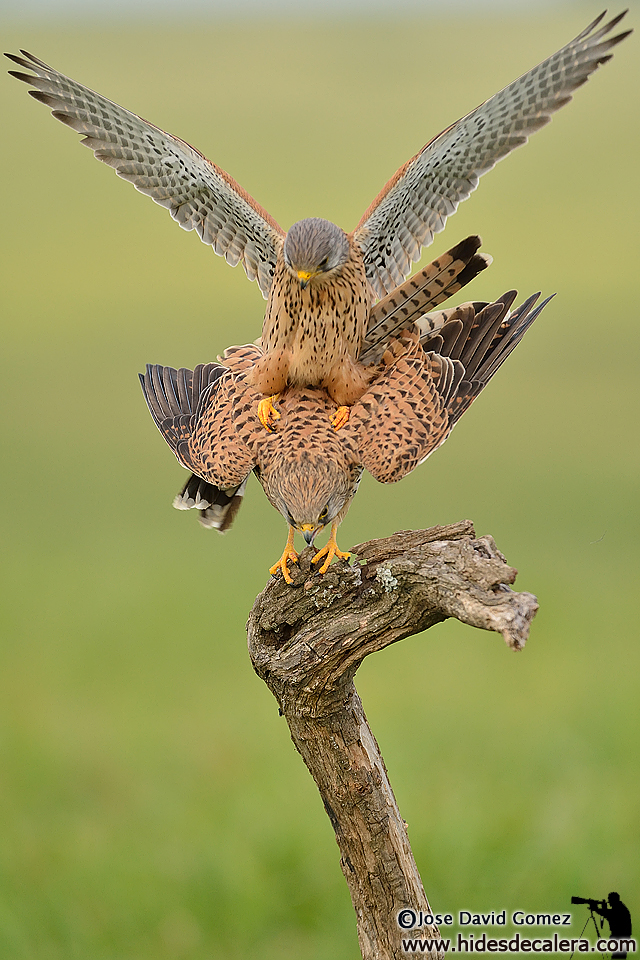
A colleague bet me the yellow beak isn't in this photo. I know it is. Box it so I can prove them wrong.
[300,522,317,545]
[297,269,317,289]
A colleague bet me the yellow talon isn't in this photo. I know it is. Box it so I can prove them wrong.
[258,394,281,432]
[269,526,299,583]
[331,405,350,431]
[312,521,351,574]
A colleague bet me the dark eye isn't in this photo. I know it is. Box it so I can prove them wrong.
[319,257,329,271]
[319,506,329,523]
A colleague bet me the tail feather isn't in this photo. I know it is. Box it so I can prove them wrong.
[174,474,248,533]
[360,235,491,363]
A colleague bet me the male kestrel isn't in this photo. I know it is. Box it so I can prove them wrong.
[6,10,630,428]
[140,237,552,581]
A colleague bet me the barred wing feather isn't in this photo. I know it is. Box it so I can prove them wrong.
[6,50,285,298]
[354,11,630,299]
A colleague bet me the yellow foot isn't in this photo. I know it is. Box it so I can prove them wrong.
[258,394,281,432]
[332,405,350,431]
[312,524,351,575]
[269,527,298,584]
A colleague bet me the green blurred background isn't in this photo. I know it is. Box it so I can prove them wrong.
[1,6,638,958]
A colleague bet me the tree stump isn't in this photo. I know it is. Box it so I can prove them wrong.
[246,520,538,960]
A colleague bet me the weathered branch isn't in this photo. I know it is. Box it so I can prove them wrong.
[246,521,537,959]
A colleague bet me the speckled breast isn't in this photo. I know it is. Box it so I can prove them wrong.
[262,254,370,386]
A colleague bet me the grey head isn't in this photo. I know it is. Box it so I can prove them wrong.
[283,218,350,286]
[262,453,361,544]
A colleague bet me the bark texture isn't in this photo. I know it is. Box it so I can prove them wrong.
[246,521,538,959]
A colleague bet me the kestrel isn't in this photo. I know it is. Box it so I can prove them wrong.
[6,10,630,427]
[140,238,552,581]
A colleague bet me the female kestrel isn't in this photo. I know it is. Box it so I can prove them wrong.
[6,10,630,423]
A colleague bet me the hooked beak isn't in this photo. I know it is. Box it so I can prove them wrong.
[297,269,313,289]
[300,523,317,545]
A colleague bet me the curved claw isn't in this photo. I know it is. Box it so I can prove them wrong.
[312,521,351,574]
[331,405,350,431]
[258,394,281,432]
[269,526,299,584]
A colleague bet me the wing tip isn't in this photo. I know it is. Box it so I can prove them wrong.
[5,49,44,72]
[7,69,32,84]
[5,51,27,67]
[608,27,634,47]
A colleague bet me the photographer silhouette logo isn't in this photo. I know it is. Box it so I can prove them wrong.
[571,893,632,959]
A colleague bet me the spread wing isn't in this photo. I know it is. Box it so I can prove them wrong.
[353,11,631,298]
[347,290,553,482]
[140,362,256,532]
[347,339,463,483]
[139,362,255,488]
[426,292,554,427]
[7,50,285,298]
[139,361,226,466]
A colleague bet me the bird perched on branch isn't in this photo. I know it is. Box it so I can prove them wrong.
[6,10,630,433]
[6,13,630,579]
[140,238,553,582]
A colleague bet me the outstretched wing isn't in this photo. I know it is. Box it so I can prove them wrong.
[140,361,256,531]
[139,362,255,484]
[427,292,554,427]
[7,50,285,298]
[139,361,226,465]
[353,11,631,298]
[347,339,463,483]
[347,291,553,482]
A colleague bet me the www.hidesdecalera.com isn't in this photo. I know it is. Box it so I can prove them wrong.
[396,910,637,955]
